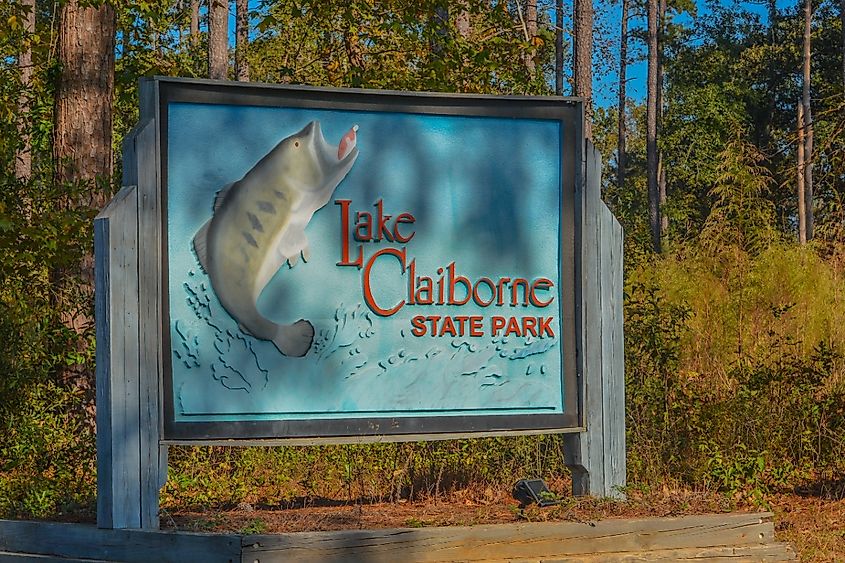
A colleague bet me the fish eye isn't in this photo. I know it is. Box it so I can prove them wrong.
[294,141,299,147]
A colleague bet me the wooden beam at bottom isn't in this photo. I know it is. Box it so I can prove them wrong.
[510,543,796,562]
[243,513,781,563]
[0,520,240,563]
[0,551,111,562]
[0,513,795,563]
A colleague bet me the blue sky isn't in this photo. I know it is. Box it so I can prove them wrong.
[589,0,798,106]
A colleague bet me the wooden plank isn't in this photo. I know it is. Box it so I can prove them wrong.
[0,521,239,563]
[511,543,796,562]
[585,143,605,497]
[0,514,790,563]
[163,426,585,447]
[608,215,626,496]
[94,210,112,529]
[599,203,615,498]
[242,513,777,563]
[565,141,604,497]
[135,116,164,530]
[120,126,139,188]
[0,544,799,563]
[596,203,626,499]
[94,186,141,529]
[0,551,110,562]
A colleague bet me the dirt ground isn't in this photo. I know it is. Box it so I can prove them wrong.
[160,483,845,561]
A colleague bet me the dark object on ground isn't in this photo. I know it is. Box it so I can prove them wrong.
[513,479,561,508]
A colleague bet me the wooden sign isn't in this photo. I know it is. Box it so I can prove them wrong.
[94,77,624,528]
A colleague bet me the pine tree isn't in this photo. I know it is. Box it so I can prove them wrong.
[617,0,629,191]
[647,0,660,251]
[236,0,249,81]
[574,0,593,138]
[208,0,228,79]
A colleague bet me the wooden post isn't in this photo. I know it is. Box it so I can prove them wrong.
[95,185,141,528]
[564,141,626,499]
[94,87,166,528]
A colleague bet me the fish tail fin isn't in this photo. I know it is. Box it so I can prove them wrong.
[273,319,314,357]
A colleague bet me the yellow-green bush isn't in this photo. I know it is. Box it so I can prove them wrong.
[626,241,845,498]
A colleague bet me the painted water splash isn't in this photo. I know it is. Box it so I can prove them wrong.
[174,274,558,410]
[346,325,557,390]
[177,271,268,392]
[312,303,374,376]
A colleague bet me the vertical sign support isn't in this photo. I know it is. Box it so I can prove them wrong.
[564,141,627,499]
[95,111,166,530]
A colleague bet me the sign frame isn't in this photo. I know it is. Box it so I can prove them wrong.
[146,77,583,442]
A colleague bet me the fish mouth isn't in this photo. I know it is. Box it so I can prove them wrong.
[312,121,359,176]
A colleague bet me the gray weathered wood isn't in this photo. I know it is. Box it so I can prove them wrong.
[565,141,625,498]
[0,513,795,563]
[121,126,140,188]
[0,521,240,563]
[608,211,626,494]
[95,185,141,529]
[599,203,615,494]
[511,543,796,562]
[597,203,626,497]
[0,552,111,562]
[134,99,166,529]
[94,95,166,529]
[162,426,584,447]
[565,141,600,496]
[241,513,777,563]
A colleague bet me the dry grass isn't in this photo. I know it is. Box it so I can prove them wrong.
[161,483,843,560]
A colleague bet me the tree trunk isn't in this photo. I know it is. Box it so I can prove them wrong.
[54,0,115,189]
[208,0,228,80]
[555,0,564,95]
[617,0,628,191]
[762,0,778,147]
[573,0,593,138]
[190,0,199,43]
[15,0,36,182]
[657,0,667,236]
[524,0,537,74]
[235,0,249,81]
[431,5,449,56]
[841,0,844,94]
[455,3,470,38]
[798,102,807,244]
[803,0,813,239]
[53,0,116,418]
[647,0,660,252]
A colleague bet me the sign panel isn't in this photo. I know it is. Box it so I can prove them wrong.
[156,79,580,440]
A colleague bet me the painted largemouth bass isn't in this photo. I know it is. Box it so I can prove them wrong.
[193,120,359,357]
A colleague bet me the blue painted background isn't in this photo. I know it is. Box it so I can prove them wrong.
[167,102,565,421]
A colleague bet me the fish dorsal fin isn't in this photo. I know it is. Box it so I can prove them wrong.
[192,220,211,273]
[214,182,235,212]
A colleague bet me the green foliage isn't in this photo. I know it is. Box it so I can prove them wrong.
[248,0,558,94]
[699,138,778,254]
[625,238,845,497]
[0,173,102,519]
[0,380,96,519]
[161,436,571,510]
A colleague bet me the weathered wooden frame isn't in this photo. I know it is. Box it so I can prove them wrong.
[155,77,582,440]
[93,77,626,529]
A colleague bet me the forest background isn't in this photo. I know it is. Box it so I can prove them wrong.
[0,0,844,537]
